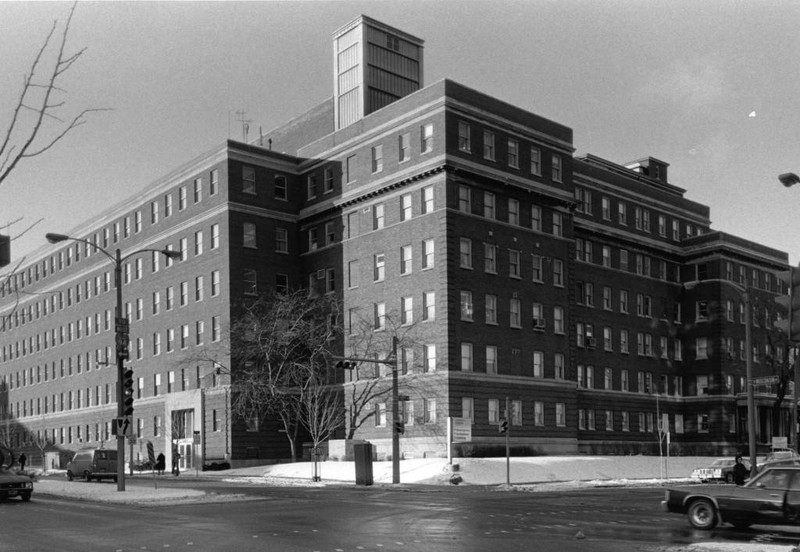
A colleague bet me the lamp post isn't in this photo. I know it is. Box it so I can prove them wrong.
[46,233,180,491]
[776,173,800,453]
[685,278,756,476]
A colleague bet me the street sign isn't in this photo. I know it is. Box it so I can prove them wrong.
[451,417,472,443]
[128,435,137,445]
[114,416,133,437]
[115,317,129,333]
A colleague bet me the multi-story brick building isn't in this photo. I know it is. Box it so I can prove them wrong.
[0,15,793,468]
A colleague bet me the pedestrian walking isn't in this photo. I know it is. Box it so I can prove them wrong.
[156,452,165,476]
[18,453,27,471]
[172,448,181,476]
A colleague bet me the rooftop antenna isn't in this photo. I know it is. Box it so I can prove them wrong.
[235,110,252,142]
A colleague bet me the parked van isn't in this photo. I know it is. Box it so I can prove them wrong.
[66,448,118,482]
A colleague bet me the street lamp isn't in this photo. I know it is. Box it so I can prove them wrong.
[684,278,756,476]
[46,232,181,491]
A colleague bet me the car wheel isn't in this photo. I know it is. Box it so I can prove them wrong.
[84,471,92,482]
[67,471,74,482]
[21,492,31,502]
[688,498,718,530]
[725,472,734,484]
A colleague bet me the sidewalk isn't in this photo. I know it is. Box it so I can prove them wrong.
[31,454,704,503]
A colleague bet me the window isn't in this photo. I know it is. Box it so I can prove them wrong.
[458,121,471,152]
[373,204,385,230]
[483,130,495,160]
[508,249,521,278]
[424,399,436,423]
[460,291,473,321]
[553,306,564,334]
[399,133,410,162]
[458,185,471,213]
[530,205,542,232]
[400,245,412,275]
[459,238,472,268]
[150,201,159,224]
[325,222,335,246]
[552,213,563,237]
[243,269,257,295]
[374,302,386,330]
[421,186,434,214]
[193,178,202,203]
[401,194,412,221]
[552,259,564,287]
[243,222,257,248]
[346,155,357,183]
[462,397,474,421]
[696,337,709,360]
[488,399,500,424]
[274,175,287,200]
[551,154,562,182]
[242,166,256,194]
[421,124,433,153]
[530,146,541,175]
[556,403,566,427]
[275,228,288,253]
[423,291,435,321]
[307,174,317,199]
[508,198,519,225]
[508,139,519,168]
[510,298,521,328]
[401,296,413,325]
[485,294,497,324]
[371,145,383,173]
[164,194,173,217]
[483,192,495,219]
[424,344,436,372]
[531,255,543,282]
[324,167,334,192]
[422,239,434,269]
[533,350,544,377]
[484,244,497,273]
[373,253,385,282]
[347,260,359,288]
[210,224,220,249]
[618,201,627,225]
[486,345,497,374]
[211,270,220,297]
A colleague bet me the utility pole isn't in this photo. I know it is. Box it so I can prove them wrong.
[505,397,510,486]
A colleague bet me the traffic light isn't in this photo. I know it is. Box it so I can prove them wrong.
[498,418,508,434]
[335,360,357,370]
[394,420,405,435]
[774,266,800,341]
[122,368,135,416]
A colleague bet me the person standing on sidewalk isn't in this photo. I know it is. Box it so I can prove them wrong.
[732,454,748,485]
[18,453,27,471]
[172,447,181,476]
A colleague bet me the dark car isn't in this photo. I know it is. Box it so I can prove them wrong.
[0,467,33,502]
[662,466,800,530]
[691,458,751,483]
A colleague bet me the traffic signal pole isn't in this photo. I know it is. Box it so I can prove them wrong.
[114,249,126,492]
[505,396,510,486]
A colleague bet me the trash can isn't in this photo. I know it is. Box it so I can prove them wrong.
[353,442,374,486]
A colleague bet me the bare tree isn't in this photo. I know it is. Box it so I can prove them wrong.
[298,375,344,453]
[226,290,342,461]
[341,310,426,440]
[0,2,107,187]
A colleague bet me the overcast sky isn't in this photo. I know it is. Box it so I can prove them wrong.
[2,0,800,265]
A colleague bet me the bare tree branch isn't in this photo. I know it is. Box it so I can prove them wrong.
[0,2,110,186]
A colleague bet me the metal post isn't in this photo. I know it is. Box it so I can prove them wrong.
[745,288,757,477]
[391,336,399,484]
[115,249,126,491]
[505,396,510,486]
